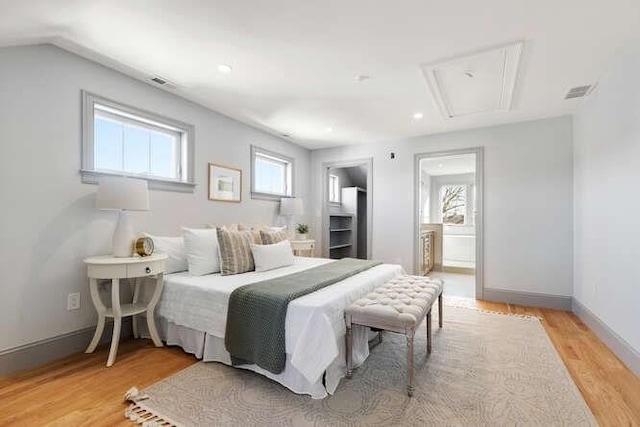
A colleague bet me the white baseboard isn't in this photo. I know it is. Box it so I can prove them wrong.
[572,299,640,377]
[483,288,573,311]
[0,318,132,376]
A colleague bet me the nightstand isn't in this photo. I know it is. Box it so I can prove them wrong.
[290,239,316,257]
[84,254,168,367]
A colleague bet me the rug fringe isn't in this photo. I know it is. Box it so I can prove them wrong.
[442,300,542,321]
[125,403,176,427]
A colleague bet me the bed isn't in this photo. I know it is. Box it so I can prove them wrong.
[152,256,403,398]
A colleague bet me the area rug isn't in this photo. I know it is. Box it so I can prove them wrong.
[125,306,596,426]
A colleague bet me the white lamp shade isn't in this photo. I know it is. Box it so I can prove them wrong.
[280,197,304,216]
[96,176,149,211]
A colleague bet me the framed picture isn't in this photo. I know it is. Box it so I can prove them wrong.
[208,163,242,202]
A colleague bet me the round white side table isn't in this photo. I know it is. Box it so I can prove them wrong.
[84,254,167,367]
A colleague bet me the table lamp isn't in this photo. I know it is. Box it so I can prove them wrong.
[96,176,149,257]
[280,197,304,237]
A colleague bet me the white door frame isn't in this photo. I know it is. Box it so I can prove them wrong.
[321,158,374,259]
[413,147,484,299]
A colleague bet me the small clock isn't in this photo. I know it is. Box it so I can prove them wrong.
[134,237,154,257]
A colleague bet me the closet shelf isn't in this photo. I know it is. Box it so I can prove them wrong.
[329,243,352,250]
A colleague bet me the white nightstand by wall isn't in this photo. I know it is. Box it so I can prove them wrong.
[290,239,316,257]
[84,254,168,367]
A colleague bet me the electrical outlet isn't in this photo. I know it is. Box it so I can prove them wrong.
[67,292,81,311]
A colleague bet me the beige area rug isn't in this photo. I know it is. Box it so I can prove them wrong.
[126,306,596,426]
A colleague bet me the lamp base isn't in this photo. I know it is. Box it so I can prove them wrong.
[286,215,295,239]
[112,210,134,257]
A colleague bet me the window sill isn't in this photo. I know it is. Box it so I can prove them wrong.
[81,170,196,193]
[250,191,290,201]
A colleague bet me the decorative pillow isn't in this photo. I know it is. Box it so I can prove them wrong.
[141,233,188,274]
[236,224,263,244]
[260,229,290,245]
[182,228,221,276]
[216,228,255,275]
[251,240,294,272]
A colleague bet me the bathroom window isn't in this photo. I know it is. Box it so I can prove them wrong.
[439,184,467,225]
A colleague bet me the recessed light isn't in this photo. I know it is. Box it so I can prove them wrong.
[217,64,233,74]
[438,163,444,168]
[413,112,424,120]
[326,127,333,132]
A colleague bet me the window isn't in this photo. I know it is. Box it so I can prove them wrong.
[82,91,195,192]
[329,174,340,203]
[251,146,294,199]
[440,184,467,224]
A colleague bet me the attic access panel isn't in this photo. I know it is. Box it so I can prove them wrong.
[422,42,523,119]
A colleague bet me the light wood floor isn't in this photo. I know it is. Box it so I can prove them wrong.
[1,301,639,426]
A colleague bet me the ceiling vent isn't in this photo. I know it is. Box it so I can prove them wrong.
[421,41,523,119]
[149,76,177,89]
[564,85,593,99]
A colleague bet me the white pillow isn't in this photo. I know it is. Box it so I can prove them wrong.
[142,233,188,274]
[250,240,294,272]
[182,227,221,276]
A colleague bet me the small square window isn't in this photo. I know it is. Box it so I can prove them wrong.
[81,91,195,192]
[251,146,294,199]
[329,174,340,203]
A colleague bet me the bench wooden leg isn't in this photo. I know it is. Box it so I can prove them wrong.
[406,331,415,397]
[438,293,443,328]
[426,310,432,355]
[346,324,353,378]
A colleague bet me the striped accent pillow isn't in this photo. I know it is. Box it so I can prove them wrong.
[216,228,256,275]
[260,229,289,245]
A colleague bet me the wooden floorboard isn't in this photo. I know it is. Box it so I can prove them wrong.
[0,300,638,426]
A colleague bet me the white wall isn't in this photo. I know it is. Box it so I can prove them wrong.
[0,45,310,352]
[573,43,640,355]
[310,117,574,297]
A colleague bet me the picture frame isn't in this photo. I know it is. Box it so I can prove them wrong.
[208,163,242,202]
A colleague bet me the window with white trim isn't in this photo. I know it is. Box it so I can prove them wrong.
[82,92,195,192]
[439,183,475,225]
[329,174,340,203]
[251,146,294,199]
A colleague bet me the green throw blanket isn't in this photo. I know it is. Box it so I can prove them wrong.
[225,258,383,374]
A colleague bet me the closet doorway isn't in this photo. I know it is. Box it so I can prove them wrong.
[322,159,373,259]
[414,148,484,299]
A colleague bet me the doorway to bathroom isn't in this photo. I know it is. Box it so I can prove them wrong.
[414,148,484,299]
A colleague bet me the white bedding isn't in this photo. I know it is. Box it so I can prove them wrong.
[156,257,404,396]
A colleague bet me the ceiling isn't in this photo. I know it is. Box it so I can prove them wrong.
[343,166,368,189]
[421,154,475,176]
[2,1,639,149]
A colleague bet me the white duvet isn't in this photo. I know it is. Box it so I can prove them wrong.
[157,257,403,386]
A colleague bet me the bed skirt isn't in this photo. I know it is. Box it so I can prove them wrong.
[153,318,373,399]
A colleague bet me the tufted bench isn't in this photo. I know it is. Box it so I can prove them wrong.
[345,275,443,396]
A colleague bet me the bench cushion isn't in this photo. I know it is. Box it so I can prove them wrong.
[346,275,443,331]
